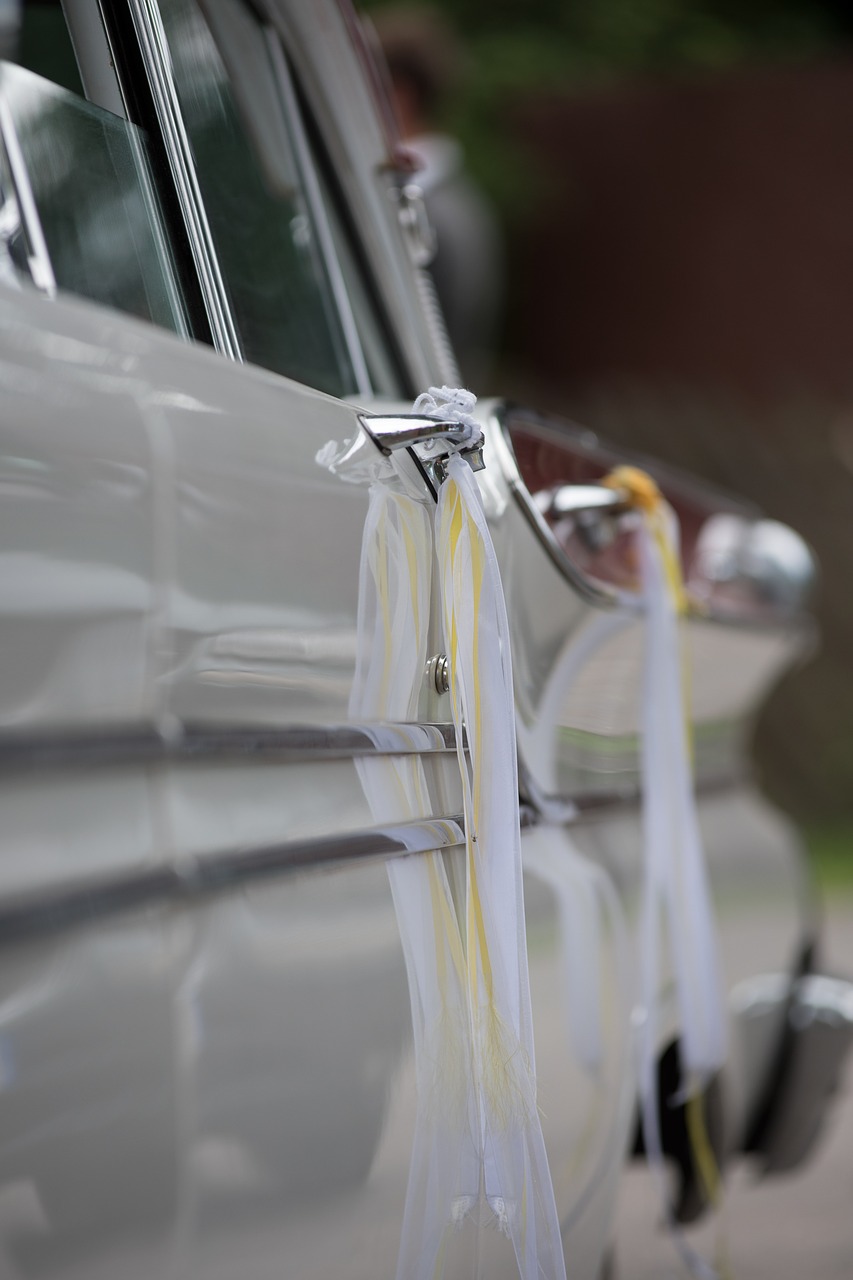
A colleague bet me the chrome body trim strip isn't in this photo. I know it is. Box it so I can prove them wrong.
[0,770,751,943]
[0,816,466,945]
[520,767,745,828]
[0,720,462,773]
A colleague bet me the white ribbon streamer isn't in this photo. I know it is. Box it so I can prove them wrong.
[347,479,478,1280]
[344,388,566,1279]
[434,450,566,1280]
[636,505,726,1093]
[523,824,634,1238]
[615,475,727,1280]
[413,384,481,448]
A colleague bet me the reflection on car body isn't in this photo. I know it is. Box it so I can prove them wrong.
[0,1,848,1278]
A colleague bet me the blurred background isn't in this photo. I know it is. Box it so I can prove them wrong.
[364,0,853,878]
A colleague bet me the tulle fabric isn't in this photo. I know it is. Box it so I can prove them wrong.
[350,460,565,1280]
[523,823,633,1239]
[635,503,726,1095]
[635,502,727,1280]
[434,455,566,1280]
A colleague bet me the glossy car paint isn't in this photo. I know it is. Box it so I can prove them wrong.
[0,2,829,1278]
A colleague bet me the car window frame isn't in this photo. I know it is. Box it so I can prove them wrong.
[7,0,409,403]
[262,26,371,396]
[124,0,244,360]
[0,55,193,335]
[116,0,375,399]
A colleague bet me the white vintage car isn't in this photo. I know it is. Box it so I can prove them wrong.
[0,2,848,1278]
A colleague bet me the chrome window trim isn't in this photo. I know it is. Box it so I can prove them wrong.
[0,720,463,773]
[126,119,193,337]
[126,0,243,359]
[64,0,127,117]
[264,27,371,396]
[0,815,466,945]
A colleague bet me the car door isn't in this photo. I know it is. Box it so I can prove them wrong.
[0,36,195,1264]
[0,3,464,1275]
[119,7,474,1270]
[0,3,635,1278]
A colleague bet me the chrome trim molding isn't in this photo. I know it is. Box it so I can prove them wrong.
[0,720,462,773]
[520,768,745,828]
[0,816,466,945]
[488,407,620,609]
[492,405,816,632]
[66,0,127,117]
[127,0,243,359]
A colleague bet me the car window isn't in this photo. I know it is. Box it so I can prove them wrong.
[153,0,366,399]
[0,60,188,333]
[311,145,407,400]
[1,0,406,400]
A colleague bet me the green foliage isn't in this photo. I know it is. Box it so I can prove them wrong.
[364,0,844,77]
[362,0,848,210]
[806,823,853,897]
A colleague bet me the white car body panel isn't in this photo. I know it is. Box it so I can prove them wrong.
[0,2,843,1278]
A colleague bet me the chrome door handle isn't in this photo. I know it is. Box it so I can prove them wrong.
[358,413,481,453]
[358,413,485,485]
[531,483,632,555]
[533,484,626,519]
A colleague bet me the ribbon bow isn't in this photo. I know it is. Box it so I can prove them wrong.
[413,384,481,449]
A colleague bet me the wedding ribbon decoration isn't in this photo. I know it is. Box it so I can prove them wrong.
[602,466,728,1279]
[346,475,477,1280]
[523,823,633,1241]
[413,384,480,445]
[434,441,566,1280]
[337,386,565,1280]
